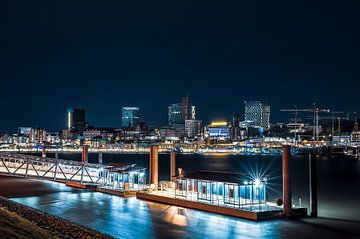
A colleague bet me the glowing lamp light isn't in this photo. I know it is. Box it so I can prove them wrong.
[254,178,261,186]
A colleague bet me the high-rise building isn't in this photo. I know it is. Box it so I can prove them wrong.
[169,96,196,127]
[185,119,202,139]
[67,108,86,131]
[168,103,183,127]
[230,113,241,141]
[244,101,270,130]
[122,107,140,127]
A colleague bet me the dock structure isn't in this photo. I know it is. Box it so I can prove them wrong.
[137,169,287,221]
[0,153,146,192]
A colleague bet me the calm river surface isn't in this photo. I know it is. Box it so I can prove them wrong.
[3,153,360,238]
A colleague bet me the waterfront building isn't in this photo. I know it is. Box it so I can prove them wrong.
[30,128,46,144]
[244,101,270,131]
[160,127,179,141]
[207,121,230,140]
[333,133,351,144]
[230,113,241,141]
[185,119,202,139]
[169,96,196,127]
[18,127,32,136]
[175,171,266,207]
[67,108,86,131]
[168,103,183,127]
[122,107,140,127]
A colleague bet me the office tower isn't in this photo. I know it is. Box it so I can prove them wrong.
[168,103,183,127]
[244,101,270,130]
[230,113,241,141]
[169,96,196,127]
[122,107,140,127]
[67,108,86,131]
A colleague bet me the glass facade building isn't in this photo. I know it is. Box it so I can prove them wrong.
[168,103,183,127]
[244,101,270,130]
[175,171,266,208]
[67,108,86,131]
[122,107,140,127]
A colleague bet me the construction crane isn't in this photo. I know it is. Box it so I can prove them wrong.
[281,103,330,141]
[306,111,347,142]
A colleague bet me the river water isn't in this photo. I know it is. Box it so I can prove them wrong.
[4,153,360,238]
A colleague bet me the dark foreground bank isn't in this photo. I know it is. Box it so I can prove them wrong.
[0,196,113,239]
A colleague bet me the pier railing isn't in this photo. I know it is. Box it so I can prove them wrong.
[0,153,146,191]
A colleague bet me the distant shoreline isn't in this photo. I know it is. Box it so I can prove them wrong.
[0,148,284,156]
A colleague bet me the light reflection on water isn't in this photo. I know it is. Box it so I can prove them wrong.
[10,153,360,238]
[12,189,282,239]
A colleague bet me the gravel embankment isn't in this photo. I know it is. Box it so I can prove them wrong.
[0,196,114,239]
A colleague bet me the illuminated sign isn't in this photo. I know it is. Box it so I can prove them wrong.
[210,122,228,126]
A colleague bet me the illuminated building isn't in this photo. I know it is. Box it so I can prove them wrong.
[207,121,230,140]
[244,101,270,130]
[185,119,202,139]
[175,171,266,206]
[230,113,241,141]
[169,96,196,127]
[67,108,86,131]
[26,128,46,144]
[168,103,183,127]
[18,127,32,136]
[122,107,140,127]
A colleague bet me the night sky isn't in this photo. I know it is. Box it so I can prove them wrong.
[1,1,359,132]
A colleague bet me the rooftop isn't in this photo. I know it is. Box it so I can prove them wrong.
[178,170,248,184]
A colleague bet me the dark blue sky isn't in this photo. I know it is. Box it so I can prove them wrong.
[1,1,359,132]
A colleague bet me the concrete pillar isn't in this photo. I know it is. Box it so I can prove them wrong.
[170,151,176,181]
[282,145,292,217]
[81,144,88,163]
[309,153,318,217]
[150,145,159,186]
[99,152,103,164]
[42,146,46,158]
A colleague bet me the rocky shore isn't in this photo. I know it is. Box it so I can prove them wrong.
[0,196,114,239]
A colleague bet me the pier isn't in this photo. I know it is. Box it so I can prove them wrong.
[0,153,146,193]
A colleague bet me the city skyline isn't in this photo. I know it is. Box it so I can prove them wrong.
[1,100,358,134]
[1,1,360,132]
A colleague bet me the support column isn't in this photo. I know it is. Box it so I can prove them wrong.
[282,144,292,217]
[81,144,88,163]
[42,146,46,158]
[309,153,318,217]
[55,151,59,160]
[99,152,103,164]
[170,151,176,181]
[150,145,159,187]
